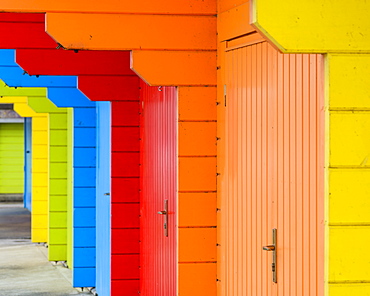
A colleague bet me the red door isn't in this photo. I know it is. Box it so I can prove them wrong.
[140,82,177,295]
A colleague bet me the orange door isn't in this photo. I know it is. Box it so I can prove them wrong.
[222,39,324,296]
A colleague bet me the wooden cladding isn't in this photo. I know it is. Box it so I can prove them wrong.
[220,41,325,296]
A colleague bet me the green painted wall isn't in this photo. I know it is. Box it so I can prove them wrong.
[0,123,24,194]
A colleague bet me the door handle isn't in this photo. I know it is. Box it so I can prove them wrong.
[262,245,275,251]
[157,200,168,237]
[262,228,277,283]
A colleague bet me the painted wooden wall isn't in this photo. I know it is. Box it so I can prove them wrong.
[177,85,218,296]
[327,54,370,295]
[110,99,140,294]
[30,111,49,243]
[0,3,368,296]
[0,122,24,195]
[72,105,97,287]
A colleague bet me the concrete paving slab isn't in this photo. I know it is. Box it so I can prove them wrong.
[0,202,30,239]
[0,241,82,296]
[0,203,90,296]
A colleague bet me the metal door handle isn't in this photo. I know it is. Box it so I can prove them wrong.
[262,245,275,251]
[157,200,168,237]
[262,228,277,283]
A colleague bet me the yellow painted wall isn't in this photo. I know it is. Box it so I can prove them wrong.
[31,113,49,243]
[252,0,370,53]
[0,122,24,194]
[327,54,370,294]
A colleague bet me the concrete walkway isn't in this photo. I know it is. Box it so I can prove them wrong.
[0,203,90,296]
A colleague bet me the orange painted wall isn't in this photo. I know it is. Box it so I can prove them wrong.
[178,86,217,296]
[0,0,217,14]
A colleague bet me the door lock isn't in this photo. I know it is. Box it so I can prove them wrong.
[263,228,277,283]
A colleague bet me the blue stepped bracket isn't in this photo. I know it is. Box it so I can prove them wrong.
[0,49,97,288]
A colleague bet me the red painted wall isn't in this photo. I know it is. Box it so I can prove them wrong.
[139,81,177,295]
[17,49,134,76]
[111,100,141,294]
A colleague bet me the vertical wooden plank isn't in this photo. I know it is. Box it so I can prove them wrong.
[260,42,268,296]
[255,42,262,296]
[309,54,317,295]
[282,52,290,296]
[302,53,311,296]
[246,44,253,296]
[267,42,278,296]
[276,45,285,296]
[295,53,304,296]
[317,55,325,296]
[289,53,297,296]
